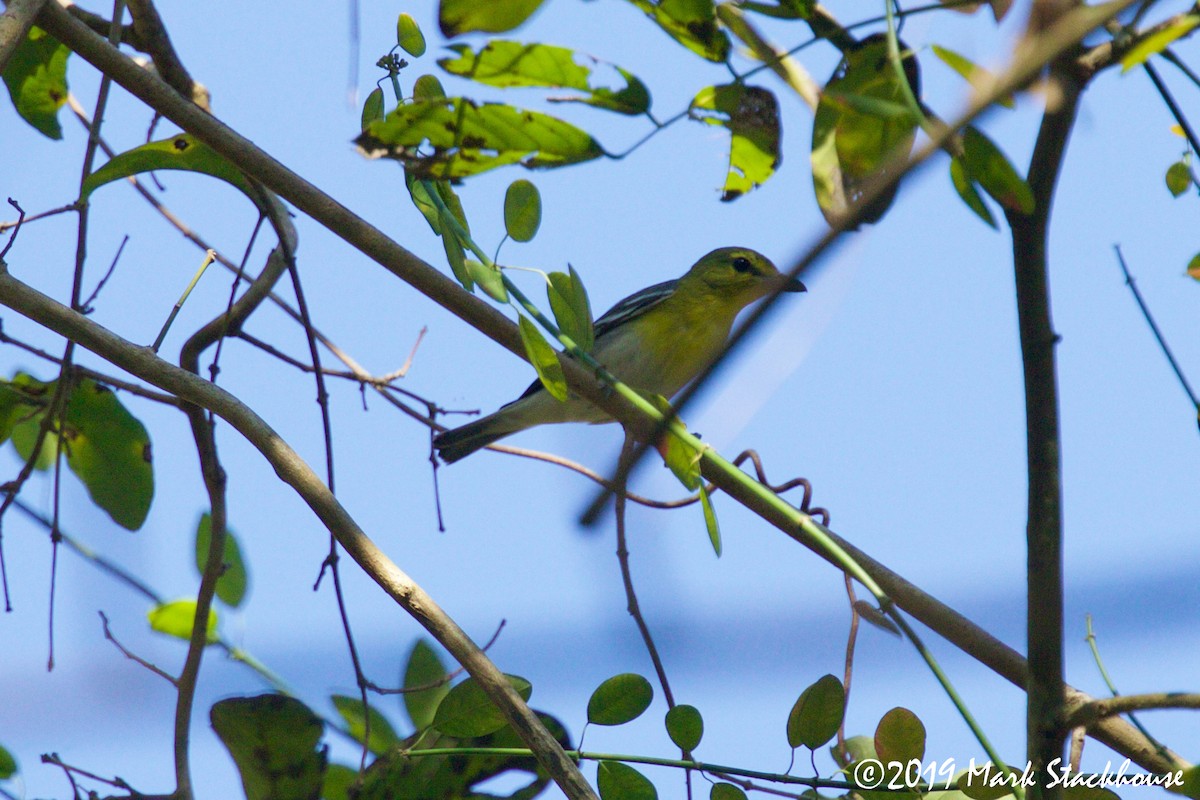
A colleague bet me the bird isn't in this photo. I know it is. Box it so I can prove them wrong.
[433,246,806,463]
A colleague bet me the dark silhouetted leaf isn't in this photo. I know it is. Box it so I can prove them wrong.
[357,98,604,179]
[588,673,653,725]
[2,26,69,139]
[691,83,781,201]
[195,512,249,607]
[211,694,326,800]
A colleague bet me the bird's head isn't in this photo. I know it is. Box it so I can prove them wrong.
[682,247,806,305]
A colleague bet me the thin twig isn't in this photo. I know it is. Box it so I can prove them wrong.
[99,610,179,685]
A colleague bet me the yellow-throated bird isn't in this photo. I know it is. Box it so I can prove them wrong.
[434,247,805,463]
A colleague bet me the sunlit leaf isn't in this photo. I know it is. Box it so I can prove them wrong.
[403,639,450,730]
[547,266,594,352]
[518,316,568,401]
[960,126,1034,214]
[691,83,781,201]
[875,707,925,764]
[439,0,546,36]
[361,87,385,132]
[357,98,604,179]
[413,74,446,101]
[811,34,920,227]
[504,179,542,241]
[439,40,651,115]
[699,484,721,557]
[786,674,844,749]
[211,695,326,800]
[396,13,427,57]
[1,26,69,139]
[195,512,250,608]
[82,134,259,209]
[665,704,703,750]
[588,673,654,725]
[1121,17,1200,72]
[432,675,532,738]
[597,760,657,800]
[623,0,729,62]
[148,599,218,643]
[1166,160,1192,197]
[736,0,813,20]
[930,45,1014,108]
[332,695,400,755]
[466,260,509,302]
[950,156,997,228]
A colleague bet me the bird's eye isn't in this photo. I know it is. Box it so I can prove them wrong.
[732,256,754,274]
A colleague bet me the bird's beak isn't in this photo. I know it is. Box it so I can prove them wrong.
[779,275,806,293]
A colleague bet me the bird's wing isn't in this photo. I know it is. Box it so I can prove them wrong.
[508,279,679,403]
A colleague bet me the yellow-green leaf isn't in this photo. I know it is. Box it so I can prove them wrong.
[439,0,546,37]
[547,266,594,352]
[466,260,509,302]
[357,98,604,179]
[361,86,385,132]
[930,45,1014,108]
[413,74,446,101]
[1121,17,1200,72]
[396,13,427,57]
[699,484,721,556]
[624,0,729,62]
[211,695,326,800]
[518,316,568,402]
[960,126,1034,214]
[82,134,260,209]
[504,179,542,242]
[1166,160,1192,197]
[195,512,249,608]
[439,40,650,115]
[148,599,218,643]
[950,155,997,228]
[735,0,813,19]
[690,83,781,201]
[331,695,400,755]
[2,26,69,139]
[665,704,703,750]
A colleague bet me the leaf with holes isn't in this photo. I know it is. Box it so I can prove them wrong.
[357,98,604,179]
[2,26,69,139]
[690,84,781,201]
[624,0,729,62]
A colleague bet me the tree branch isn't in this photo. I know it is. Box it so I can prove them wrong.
[0,0,46,72]
[1066,693,1200,730]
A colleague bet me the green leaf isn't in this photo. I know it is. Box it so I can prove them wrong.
[332,695,401,755]
[690,84,781,201]
[711,783,748,800]
[504,179,542,241]
[432,675,532,738]
[624,0,730,62]
[786,674,844,749]
[547,266,594,352]
[811,34,921,227]
[466,260,509,302]
[1,26,69,139]
[357,98,605,179]
[0,372,50,445]
[588,673,654,725]
[413,74,446,101]
[956,764,1019,800]
[361,87,385,132]
[665,704,703,750]
[1166,160,1192,197]
[0,745,17,780]
[396,13,427,57]
[1064,788,1121,800]
[960,126,1034,214]
[518,315,569,402]
[660,413,703,491]
[1121,16,1200,72]
[438,41,651,115]
[874,706,925,764]
[597,760,658,800]
[439,0,546,36]
[82,134,260,209]
[321,763,359,800]
[1171,765,1200,799]
[930,45,1014,108]
[148,599,218,643]
[950,156,997,228]
[699,484,721,557]
[211,694,326,800]
[1187,253,1200,281]
[62,378,154,530]
[736,0,813,19]
[402,639,450,730]
[195,513,250,608]
[443,231,473,290]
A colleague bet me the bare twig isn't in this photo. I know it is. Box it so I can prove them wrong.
[99,610,178,686]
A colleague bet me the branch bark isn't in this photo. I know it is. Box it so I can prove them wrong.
[0,0,46,72]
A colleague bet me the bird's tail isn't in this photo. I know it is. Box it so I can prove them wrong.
[433,412,523,464]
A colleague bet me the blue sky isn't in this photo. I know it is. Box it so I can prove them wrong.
[2,0,1199,797]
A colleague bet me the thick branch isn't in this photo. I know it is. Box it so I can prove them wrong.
[0,0,46,72]
[1066,692,1200,730]
[0,264,599,800]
